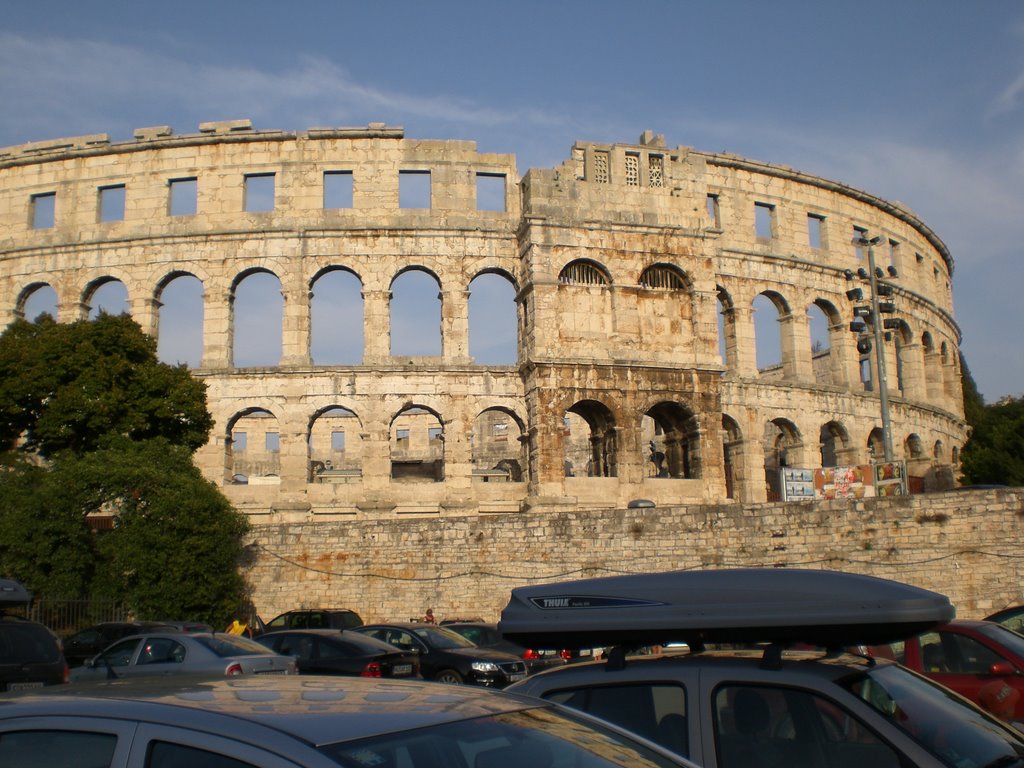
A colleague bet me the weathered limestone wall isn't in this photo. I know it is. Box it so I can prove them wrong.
[245,488,1024,624]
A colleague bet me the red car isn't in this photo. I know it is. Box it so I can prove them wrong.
[868,619,1024,721]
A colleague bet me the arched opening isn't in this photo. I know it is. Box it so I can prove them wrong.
[722,414,744,500]
[893,321,913,396]
[233,270,282,367]
[311,268,364,365]
[227,408,281,484]
[471,408,526,482]
[157,273,203,368]
[85,278,129,319]
[468,271,518,365]
[18,283,57,322]
[808,300,839,386]
[558,260,609,286]
[868,428,885,462]
[641,402,700,479]
[563,400,617,478]
[905,433,925,459]
[390,269,441,357]
[390,405,444,482]
[308,406,362,483]
[753,292,788,378]
[763,418,802,501]
[819,421,849,468]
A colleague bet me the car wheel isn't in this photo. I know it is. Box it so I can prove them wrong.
[434,669,464,684]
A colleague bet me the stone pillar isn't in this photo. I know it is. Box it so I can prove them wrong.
[924,349,942,404]
[202,286,232,369]
[441,289,471,363]
[362,289,391,364]
[697,411,726,499]
[828,320,855,388]
[280,279,311,367]
[782,310,813,382]
[899,341,926,402]
[130,294,160,339]
[732,303,758,377]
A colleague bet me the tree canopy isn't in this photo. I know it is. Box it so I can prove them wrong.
[0,314,248,625]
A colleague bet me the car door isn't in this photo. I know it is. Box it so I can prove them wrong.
[918,628,1024,718]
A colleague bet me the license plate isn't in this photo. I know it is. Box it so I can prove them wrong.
[392,664,413,676]
[6,682,44,691]
[508,673,526,682]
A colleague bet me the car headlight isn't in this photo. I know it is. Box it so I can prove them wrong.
[471,661,499,673]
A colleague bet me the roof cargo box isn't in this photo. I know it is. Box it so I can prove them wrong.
[498,568,954,649]
[0,579,32,607]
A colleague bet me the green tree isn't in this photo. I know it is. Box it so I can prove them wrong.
[0,313,211,458]
[0,315,248,624]
[960,396,1024,486]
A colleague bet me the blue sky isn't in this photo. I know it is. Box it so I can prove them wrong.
[2,1,1023,402]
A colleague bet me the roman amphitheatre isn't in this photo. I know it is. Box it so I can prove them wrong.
[2,121,989,617]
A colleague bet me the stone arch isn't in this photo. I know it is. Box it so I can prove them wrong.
[471,407,526,482]
[763,417,802,500]
[558,259,610,286]
[156,271,204,368]
[84,276,129,318]
[933,439,945,460]
[390,267,442,357]
[226,407,281,484]
[753,290,790,376]
[640,401,700,479]
[638,263,690,291]
[721,414,744,500]
[563,399,617,478]
[468,270,518,365]
[16,282,58,322]
[905,433,925,459]
[232,269,283,367]
[819,421,851,468]
[868,427,885,462]
[308,405,362,483]
[390,404,445,482]
[716,285,736,370]
[637,263,695,350]
[808,299,841,386]
[892,320,914,397]
[310,267,364,365]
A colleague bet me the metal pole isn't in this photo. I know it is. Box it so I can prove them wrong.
[866,242,895,462]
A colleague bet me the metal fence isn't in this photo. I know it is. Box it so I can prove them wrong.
[27,597,128,637]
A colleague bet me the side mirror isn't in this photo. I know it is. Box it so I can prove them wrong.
[989,661,1017,676]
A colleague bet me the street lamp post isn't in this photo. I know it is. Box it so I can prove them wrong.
[848,234,897,463]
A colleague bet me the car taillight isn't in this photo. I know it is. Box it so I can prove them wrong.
[62,661,69,684]
[522,649,540,660]
[361,661,383,678]
[225,663,244,676]
[560,650,572,660]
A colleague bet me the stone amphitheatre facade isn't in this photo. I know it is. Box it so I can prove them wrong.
[0,121,967,525]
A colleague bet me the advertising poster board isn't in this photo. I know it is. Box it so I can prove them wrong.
[779,462,908,501]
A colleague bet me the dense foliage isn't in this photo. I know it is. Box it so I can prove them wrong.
[959,354,1023,486]
[0,314,249,625]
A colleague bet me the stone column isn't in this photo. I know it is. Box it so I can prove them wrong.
[280,278,311,367]
[201,286,232,369]
[362,289,391,364]
[782,310,813,381]
[129,294,160,339]
[441,289,471,363]
[731,303,758,377]
[828,320,855,388]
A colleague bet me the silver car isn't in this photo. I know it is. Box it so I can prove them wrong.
[69,632,296,682]
[0,675,702,768]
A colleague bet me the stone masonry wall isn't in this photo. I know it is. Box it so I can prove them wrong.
[245,488,1024,625]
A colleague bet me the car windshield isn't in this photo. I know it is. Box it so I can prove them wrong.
[413,625,476,650]
[321,705,685,768]
[193,635,274,657]
[840,663,1024,767]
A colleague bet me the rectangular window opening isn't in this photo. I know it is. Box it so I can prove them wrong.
[331,430,346,452]
[31,192,56,229]
[853,226,869,260]
[888,239,899,268]
[169,178,198,216]
[323,171,353,209]
[706,194,720,228]
[399,170,431,209]
[232,432,247,451]
[624,153,640,187]
[265,431,280,452]
[807,213,824,249]
[244,173,276,213]
[648,155,664,188]
[99,184,126,223]
[755,202,775,241]
[476,172,506,212]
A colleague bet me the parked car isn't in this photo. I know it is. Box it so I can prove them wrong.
[0,578,68,693]
[0,676,701,768]
[986,605,1024,635]
[256,608,363,635]
[62,621,180,667]
[355,622,527,686]
[0,616,68,693]
[503,568,1024,768]
[443,621,568,675]
[255,629,421,678]
[69,631,297,682]
[867,619,1024,721]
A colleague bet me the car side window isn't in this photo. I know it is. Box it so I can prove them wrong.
[100,638,141,667]
[139,639,186,665]
[713,684,901,768]
[266,615,287,629]
[942,633,1006,674]
[147,741,257,768]
[543,683,688,757]
[0,730,117,768]
[460,627,485,645]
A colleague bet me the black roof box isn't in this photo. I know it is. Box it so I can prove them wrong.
[0,579,32,607]
[498,568,955,649]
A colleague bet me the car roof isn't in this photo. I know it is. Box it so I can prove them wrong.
[499,567,955,649]
[0,675,541,745]
[259,629,402,651]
